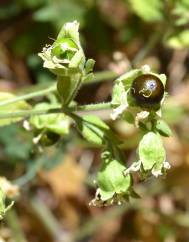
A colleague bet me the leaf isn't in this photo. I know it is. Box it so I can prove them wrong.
[75,115,111,145]
[29,103,70,135]
[97,149,131,201]
[129,0,164,22]
[0,92,31,126]
[155,120,172,137]
[139,132,166,171]
[166,30,189,49]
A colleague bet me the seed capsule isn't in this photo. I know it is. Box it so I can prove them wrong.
[131,74,164,108]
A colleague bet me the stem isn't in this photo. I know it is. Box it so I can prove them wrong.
[0,84,56,107]
[76,102,111,111]
[0,71,117,108]
[0,102,112,119]
[30,197,67,242]
[132,30,162,66]
[0,107,62,119]
[85,70,118,84]
[6,209,27,242]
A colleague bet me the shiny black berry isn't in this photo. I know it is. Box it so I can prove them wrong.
[130,74,164,108]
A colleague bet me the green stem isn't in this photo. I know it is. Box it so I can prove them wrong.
[30,197,65,242]
[76,102,111,111]
[85,70,118,84]
[0,102,112,119]
[0,107,62,119]
[0,84,56,107]
[6,209,27,242]
[132,30,162,65]
[0,71,117,108]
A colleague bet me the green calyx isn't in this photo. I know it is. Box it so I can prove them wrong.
[90,146,134,206]
[111,66,167,121]
[51,37,78,61]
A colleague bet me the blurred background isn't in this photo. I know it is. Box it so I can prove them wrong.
[0,0,189,242]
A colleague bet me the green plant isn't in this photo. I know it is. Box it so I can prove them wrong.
[0,21,172,212]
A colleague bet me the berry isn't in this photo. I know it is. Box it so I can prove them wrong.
[131,74,164,108]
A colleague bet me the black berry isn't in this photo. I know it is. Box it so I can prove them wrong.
[131,74,164,108]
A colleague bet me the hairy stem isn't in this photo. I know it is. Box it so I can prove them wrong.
[0,84,56,107]
[0,102,112,119]
[0,71,117,108]
[85,70,118,84]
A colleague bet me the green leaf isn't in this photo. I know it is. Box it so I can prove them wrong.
[129,0,164,22]
[29,103,70,136]
[139,132,166,171]
[0,92,31,126]
[155,120,172,137]
[75,115,111,145]
[97,149,131,201]
[166,30,189,49]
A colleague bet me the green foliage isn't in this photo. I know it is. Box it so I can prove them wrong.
[139,132,166,175]
[34,0,87,28]
[29,103,70,136]
[111,66,167,120]
[0,124,32,161]
[173,0,189,26]
[39,21,94,105]
[166,30,189,49]
[155,119,172,137]
[129,0,164,22]
[0,19,174,208]
[0,92,31,127]
[0,189,14,220]
[91,147,132,206]
[98,150,131,199]
[73,115,111,146]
